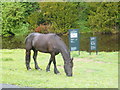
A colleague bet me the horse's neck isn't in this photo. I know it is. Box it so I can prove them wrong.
[55,36,70,62]
[60,47,70,63]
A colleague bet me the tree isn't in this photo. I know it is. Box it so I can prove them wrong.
[2,2,39,36]
[87,2,119,33]
[39,2,80,34]
[77,2,91,33]
[27,11,45,30]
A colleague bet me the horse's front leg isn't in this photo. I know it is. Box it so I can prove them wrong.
[46,56,53,72]
[51,53,60,74]
[33,50,41,70]
[53,57,60,74]
[25,50,31,70]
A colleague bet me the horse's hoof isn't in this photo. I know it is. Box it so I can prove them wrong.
[28,69,32,71]
[35,67,42,70]
[46,70,50,72]
[54,71,60,74]
[46,69,50,72]
[56,73,61,75]
[37,69,42,71]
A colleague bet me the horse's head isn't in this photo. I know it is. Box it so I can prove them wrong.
[64,58,73,77]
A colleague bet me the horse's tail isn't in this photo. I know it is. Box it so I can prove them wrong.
[25,32,40,44]
[25,33,36,44]
[25,33,36,50]
[25,34,31,44]
[25,36,28,44]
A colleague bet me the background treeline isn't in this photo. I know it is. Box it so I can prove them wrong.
[2,2,119,36]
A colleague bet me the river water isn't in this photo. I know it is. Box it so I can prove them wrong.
[2,33,118,52]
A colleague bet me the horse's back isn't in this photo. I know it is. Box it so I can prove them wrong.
[25,33,61,53]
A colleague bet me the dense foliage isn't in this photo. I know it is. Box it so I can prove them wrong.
[2,2,119,36]
[2,2,39,36]
[39,2,80,34]
[87,2,119,34]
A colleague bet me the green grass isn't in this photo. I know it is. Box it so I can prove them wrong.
[0,49,118,88]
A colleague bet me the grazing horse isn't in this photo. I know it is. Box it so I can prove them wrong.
[25,33,73,76]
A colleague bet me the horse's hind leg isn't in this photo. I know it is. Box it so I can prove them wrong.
[33,49,41,70]
[25,50,31,70]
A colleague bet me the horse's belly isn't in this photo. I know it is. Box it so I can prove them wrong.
[34,44,49,53]
[38,48,49,53]
[32,39,48,51]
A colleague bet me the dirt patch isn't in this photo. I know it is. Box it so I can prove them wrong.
[57,58,110,69]
[86,69,96,73]
[74,58,93,63]
[74,58,110,64]
[94,61,106,63]
[57,65,63,68]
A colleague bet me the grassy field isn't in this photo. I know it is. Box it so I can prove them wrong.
[1,49,118,88]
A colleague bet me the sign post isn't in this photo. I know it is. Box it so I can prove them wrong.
[90,37,98,55]
[69,29,80,55]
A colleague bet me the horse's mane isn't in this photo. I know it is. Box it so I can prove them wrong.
[54,34,71,59]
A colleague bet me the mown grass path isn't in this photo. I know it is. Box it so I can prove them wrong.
[1,49,118,88]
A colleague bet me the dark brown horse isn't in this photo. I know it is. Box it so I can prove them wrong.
[25,33,73,76]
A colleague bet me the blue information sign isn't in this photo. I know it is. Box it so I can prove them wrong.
[69,29,80,52]
[90,37,98,55]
